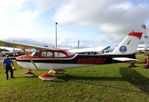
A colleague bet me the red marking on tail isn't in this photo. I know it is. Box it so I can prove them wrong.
[128,32,142,39]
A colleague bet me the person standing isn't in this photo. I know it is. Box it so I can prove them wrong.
[3,55,15,80]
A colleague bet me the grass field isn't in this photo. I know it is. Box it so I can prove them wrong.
[0,54,149,102]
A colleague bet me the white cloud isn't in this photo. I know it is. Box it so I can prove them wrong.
[109,2,132,10]
[0,0,25,13]
[0,0,149,47]
[53,0,149,41]
[15,10,39,24]
[0,0,41,40]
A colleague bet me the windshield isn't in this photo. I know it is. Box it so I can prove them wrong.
[31,49,39,56]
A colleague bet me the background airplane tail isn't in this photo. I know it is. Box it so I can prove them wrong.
[142,24,149,50]
[112,31,142,54]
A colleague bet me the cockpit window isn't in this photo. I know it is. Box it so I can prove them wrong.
[41,51,47,57]
[31,50,39,56]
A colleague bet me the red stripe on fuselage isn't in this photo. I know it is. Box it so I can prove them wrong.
[16,54,76,60]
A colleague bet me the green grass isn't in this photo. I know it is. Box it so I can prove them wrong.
[0,54,149,102]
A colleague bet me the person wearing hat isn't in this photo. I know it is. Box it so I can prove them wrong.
[3,55,15,80]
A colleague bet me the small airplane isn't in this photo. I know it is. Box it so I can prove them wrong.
[0,30,143,80]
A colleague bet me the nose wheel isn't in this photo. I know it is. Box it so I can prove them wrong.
[24,69,36,77]
[39,74,57,80]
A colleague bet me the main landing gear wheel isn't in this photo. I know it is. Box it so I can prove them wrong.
[24,70,36,77]
[39,74,57,80]
[38,69,65,81]
[38,69,65,80]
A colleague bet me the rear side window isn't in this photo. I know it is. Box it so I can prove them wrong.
[54,52,67,58]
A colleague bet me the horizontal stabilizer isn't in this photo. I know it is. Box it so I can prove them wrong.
[113,57,139,61]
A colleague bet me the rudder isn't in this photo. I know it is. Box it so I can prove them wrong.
[112,31,142,54]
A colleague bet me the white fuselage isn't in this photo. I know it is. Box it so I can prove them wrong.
[17,61,91,70]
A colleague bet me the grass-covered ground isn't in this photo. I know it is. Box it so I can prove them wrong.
[0,54,149,102]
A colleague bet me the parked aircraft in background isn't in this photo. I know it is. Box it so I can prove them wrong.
[137,44,149,53]
[68,46,111,55]
[137,24,149,53]
[142,24,149,50]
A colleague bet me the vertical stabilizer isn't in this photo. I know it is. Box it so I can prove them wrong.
[112,31,142,54]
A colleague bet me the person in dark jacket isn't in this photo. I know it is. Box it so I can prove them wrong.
[3,55,15,80]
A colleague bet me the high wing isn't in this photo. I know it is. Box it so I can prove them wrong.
[69,46,110,54]
[0,40,52,50]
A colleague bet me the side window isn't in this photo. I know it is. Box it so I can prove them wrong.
[54,52,67,58]
[41,52,47,57]
[41,51,53,57]
[47,52,53,57]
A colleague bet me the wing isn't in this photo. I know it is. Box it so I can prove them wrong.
[113,57,139,61]
[0,40,52,50]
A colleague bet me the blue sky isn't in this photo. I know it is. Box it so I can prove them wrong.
[0,0,149,48]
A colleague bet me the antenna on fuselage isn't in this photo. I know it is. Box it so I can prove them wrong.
[55,22,58,48]
[78,40,80,48]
